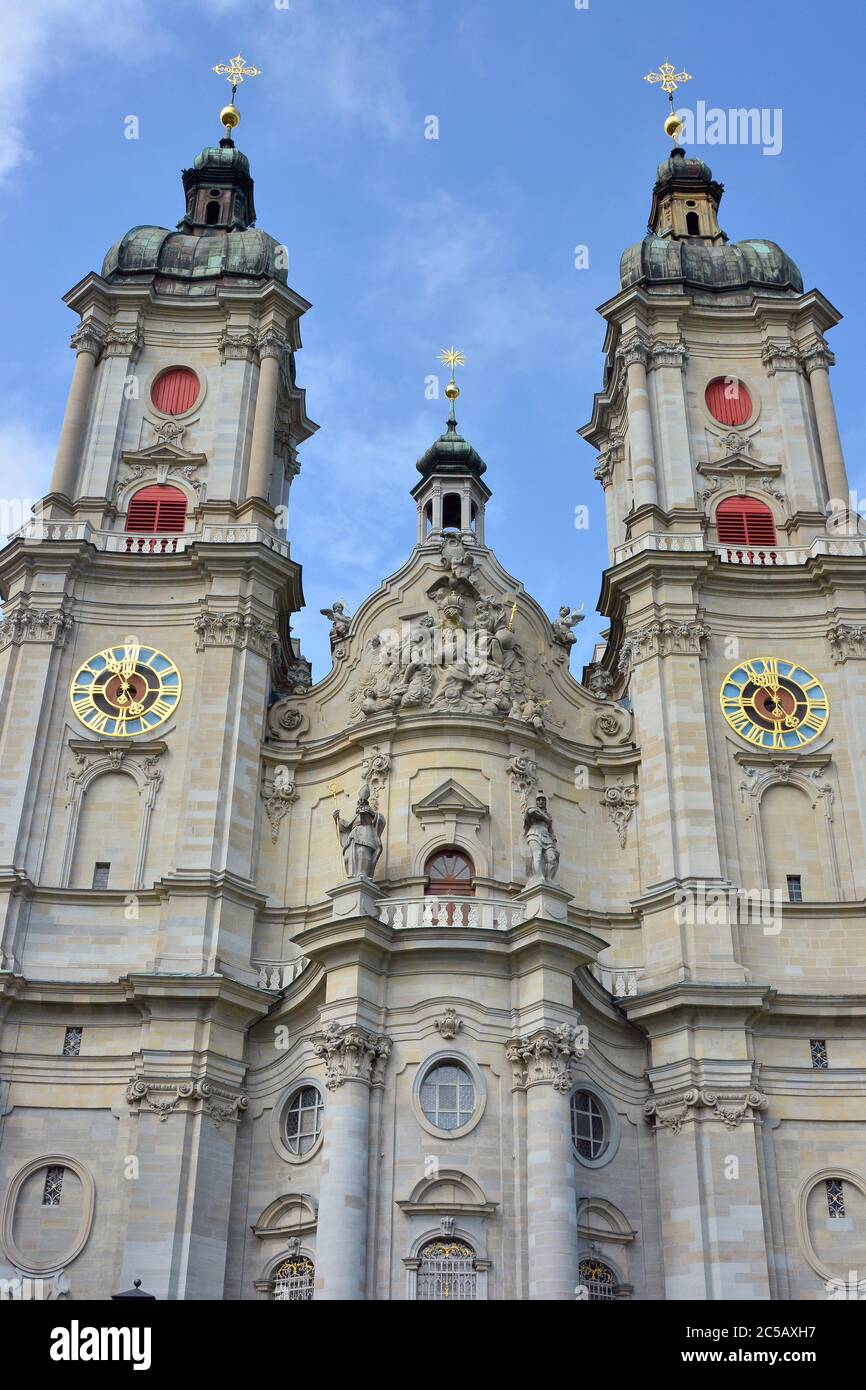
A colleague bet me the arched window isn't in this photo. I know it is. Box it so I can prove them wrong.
[205,199,221,225]
[126,484,188,534]
[424,849,474,897]
[686,210,700,235]
[151,366,200,415]
[578,1258,618,1301]
[273,1255,315,1301]
[715,496,777,549]
[705,376,753,426]
[416,1238,477,1301]
[441,492,462,530]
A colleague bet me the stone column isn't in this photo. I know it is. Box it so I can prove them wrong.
[506,1023,586,1300]
[312,1021,392,1300]
[49,322,104,500]
[246,332,284,503]
[802,342,849,509]
[619,337,658,511]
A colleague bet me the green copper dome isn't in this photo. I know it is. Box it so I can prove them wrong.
[100,142,287,295]
[620,234,803,294]
[415,411,488,480]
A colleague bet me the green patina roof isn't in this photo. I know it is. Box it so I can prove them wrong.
[415,410,487,479]
[192,145,251,176]
[102,225,287,291]
[620,234,803,294]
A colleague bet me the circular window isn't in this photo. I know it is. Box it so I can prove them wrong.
[705,377,753,427]
[151,367,200,416]
[284,1085,324,1157]
[571,1089,608,1162]
[419,1060,476,1132]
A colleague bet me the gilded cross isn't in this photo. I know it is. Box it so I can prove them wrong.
[212,53,262,97]
[644,60,692,101]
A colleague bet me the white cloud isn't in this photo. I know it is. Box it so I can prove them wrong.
[0,419,55,545]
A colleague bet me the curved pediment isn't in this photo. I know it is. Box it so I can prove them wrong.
[397,1169,497,1217]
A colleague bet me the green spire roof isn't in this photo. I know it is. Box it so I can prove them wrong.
[415,405,488,479]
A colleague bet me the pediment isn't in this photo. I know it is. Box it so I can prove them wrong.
[252,1192,318,1240]
[121,441,208,467]
[412,779,489,821]
[397,1169,497,1218]
[697,451,779,478]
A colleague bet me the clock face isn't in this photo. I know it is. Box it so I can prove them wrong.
[720,656,828,750]
[70,641,182,737]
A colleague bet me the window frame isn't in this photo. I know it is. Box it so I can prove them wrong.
[283,1084,325,1160]
[148,365,203,419]
[569,1081,621,1169]
[412,1050,486,1141]
[270,1077,326,1165]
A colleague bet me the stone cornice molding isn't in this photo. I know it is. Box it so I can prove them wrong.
[827,622,866,664]
[194,609,280,657]
[618,620,709,674]
[644,1086,768,1134]
[125,1076,248,1126]
[505,1022,588,1094]
[311,1021,392,1090]
[0,605,73,650]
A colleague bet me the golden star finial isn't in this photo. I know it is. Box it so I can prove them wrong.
[439,347,465,406]
[644,60,692,144]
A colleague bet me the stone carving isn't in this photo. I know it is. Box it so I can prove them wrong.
[151,418,186,446]
[550,605,584,661]
[616,335,651,371]
[0,1270,70,1301]
[435,580,468,630]
[193,611,279,657]
[102,326,144,360]
[218,328,259,363]
[649,338,688,370]
[334,784,385,880]
[434,1008,464,1040]
[602,778,638,848]
[591,707,631,745]
[618,621,709,675]
[644,1087,768,1135]
[262,767,298,843]
[311,1021,392,1090]
[438,1216,456,1237]
[594,440,623,489]
[506,1023,588,1093]
[439,533,476,579]
[320,601,352,659]
[585,665,614,699]
[827,623,866,664]
[125,1077,248,1127]
[506,751,539,811]
[360,746,391,809]
[69,322,105,358]
[759,476,786,504]
[761,341,801,376]
[0,606,73,650]
[523,789,560,882]
[267,701,305,741]
[800,340,835,376]
[257,329,290,363]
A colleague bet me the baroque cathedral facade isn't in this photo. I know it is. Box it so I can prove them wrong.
[1,114,865,1303]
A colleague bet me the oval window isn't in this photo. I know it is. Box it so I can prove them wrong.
[705,377,752,427]
[151,367,200,416]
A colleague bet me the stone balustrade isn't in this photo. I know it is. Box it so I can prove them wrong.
[378,896,525,930]
[591,963,642,997]
[8,519,290,559]
[256,957,310,990]
[614,532,866,567]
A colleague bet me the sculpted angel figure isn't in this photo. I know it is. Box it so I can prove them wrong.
[320,600,352,654]
[439,532,476,580]
[552,605,584,650]
[523,789,560,883]
[334,784,385,880]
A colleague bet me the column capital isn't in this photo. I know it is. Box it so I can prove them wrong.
[761,340,801,376]
[616,334,651,370]
[505,1022,587,1094]
[125,1075,248,1127]
[311,1020,392,1090]
[644,1086,768,1135]
[69,322,105,359]
[257,329,290,362]
[800,339,836,375]
[102,325,144,361]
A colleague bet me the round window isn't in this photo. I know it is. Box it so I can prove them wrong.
[570,1089,608,1161]
[151,367,200,416]
[419,1061,476,1132]
[284,1085,324,1156]
[705,376,753,427]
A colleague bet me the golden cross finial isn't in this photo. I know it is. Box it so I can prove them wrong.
[644,60,692,144]
[213,54,262,93]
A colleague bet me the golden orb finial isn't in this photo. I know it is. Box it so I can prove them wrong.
[439,346,465,407]
[644,60,693,144]
[212,54,261,139]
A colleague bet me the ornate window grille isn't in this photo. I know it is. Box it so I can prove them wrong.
[284,1086,324,1156]
[826,1179,846,1218]
[273,1255,315,1300]
[810,1039,828,1070]
[63,1027,82,1057]
[571,1090,607,1160]
[419,1061,475,1132]
[578,1258,618,1301]
[42,1166,65,1207]
[416,1239,477,1301]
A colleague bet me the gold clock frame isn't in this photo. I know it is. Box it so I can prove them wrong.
[719,656,829,751]
[69,640,182,738]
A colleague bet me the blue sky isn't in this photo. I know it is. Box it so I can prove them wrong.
[3,0,864,678]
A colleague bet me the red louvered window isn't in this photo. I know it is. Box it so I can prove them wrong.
[716,496,777,547]
[151,367,199,415]
[125,484,188,534]
[705,377,753,427]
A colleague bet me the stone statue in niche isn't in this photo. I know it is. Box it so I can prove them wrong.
[523,789,560,882]
[334,784,385,880]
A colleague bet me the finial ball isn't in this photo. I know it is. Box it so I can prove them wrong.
[220,104,241,131]
[664,111,684,141]
[445,381,460,402]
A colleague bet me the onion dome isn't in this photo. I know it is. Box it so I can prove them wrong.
[415,404,488,480]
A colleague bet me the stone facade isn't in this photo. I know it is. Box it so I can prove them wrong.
[0,133,864,1304]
